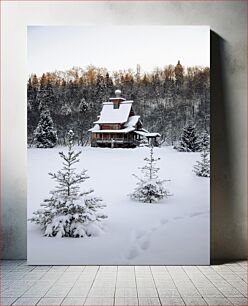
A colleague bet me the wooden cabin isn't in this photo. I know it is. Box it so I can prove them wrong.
[89,90,160,148]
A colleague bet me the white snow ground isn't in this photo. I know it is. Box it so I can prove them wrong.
[27,146,210,265]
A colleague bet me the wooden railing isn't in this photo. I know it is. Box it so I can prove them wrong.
[93,139,139,145]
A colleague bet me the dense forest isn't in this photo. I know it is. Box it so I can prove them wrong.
[27,61,210,146]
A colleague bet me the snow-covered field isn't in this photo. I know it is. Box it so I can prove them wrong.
[27,146,209,265]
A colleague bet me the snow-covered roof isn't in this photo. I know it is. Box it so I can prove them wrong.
[134,131,147,137]
[92,127,135,134]
[146,132,161,137]
[88,124,100,132]
[94,101,133,124]
[124,115,140,128]
[109,97,126,102]
[89,115,140,134]
[141,128,149,133]
[135,131,161,137]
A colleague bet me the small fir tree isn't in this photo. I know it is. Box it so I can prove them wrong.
[177,123,200,152]
[199,131,210,152]
[29,130,107,237]
[33,109,57,148]
[130,146,171,203]
[193,150,210,177]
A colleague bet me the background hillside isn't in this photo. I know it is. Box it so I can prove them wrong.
[27,62,210,146]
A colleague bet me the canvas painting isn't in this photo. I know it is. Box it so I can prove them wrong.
[27,26,210,265]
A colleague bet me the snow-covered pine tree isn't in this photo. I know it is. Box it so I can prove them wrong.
[130,146,171,203]
[177,123,200,152]
[193,150,210,177]
[29,130,107,237]
[199,131,210,152]
[33,108,57,148]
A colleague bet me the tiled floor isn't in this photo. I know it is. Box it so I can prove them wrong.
[1,261,247,306]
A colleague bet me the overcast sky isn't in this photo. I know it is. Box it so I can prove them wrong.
[28,26,210,76]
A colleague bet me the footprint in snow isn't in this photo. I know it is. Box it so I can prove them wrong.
[125,219,170,261]
[126,245,140,260]
[135,229,146,239]
[139,236,150,250]
[125,230,151,260]
[160,218,169,225]
[189,212,206,218]
[174,216,184,220]
[151,226,158,232]
[149,218,169,233]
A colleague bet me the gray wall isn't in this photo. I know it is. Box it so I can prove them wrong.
[2,1,246,261]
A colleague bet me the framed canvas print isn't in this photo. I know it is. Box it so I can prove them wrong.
[27,26,210,265]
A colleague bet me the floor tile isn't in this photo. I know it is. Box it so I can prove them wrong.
[197,288,224,298]
[182,297,207,305]
[157,288,180,298]
[67,286,91,297]
[22,285,52,297]
[2,289,30,298]
[61,297,86,305]
[116,280,136,288]
[178,289,201,298]
[49,266,68,272]
[204,297,233,305]
[228,297,248,305]
[32,266,51,272]
[84,297,114,305]
[92,281,116,288]
[115,287,137,298]
[118,266,135,272]
[88,287,115,298]
[83,266,99,273]
[137,287,158,297]
[138,297,161,305]
[0,297,18,305]
[45,285,72,297]
[115,297,138,305]
[136,280,156,288]
[218,287,244,297]
[66,266,85,272]
[160,297,185,305]
[12,297,40,305]
[37,297,64,305]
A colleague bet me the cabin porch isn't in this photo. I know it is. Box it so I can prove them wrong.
[91,132,139,148]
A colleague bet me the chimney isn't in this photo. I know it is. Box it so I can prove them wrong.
[110,89,126,109]
[115,89,121,98]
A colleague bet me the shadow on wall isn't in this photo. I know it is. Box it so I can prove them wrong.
[210,31,245,264]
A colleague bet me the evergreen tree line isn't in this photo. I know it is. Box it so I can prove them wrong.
[27,63,210,146]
